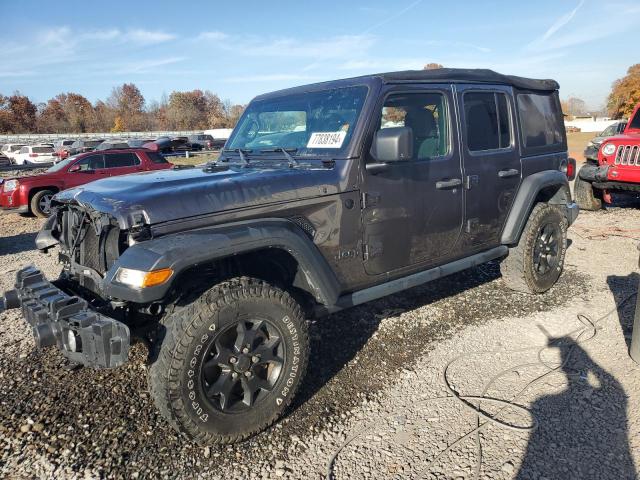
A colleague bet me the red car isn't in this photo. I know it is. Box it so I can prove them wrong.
[0,148,173,217]
[576,103,640,209]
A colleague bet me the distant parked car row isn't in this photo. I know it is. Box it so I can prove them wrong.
[0,147,173,217]
[0,133,226,165]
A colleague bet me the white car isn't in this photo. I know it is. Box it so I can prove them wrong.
[13,145,57,165]
[0,144,27,162]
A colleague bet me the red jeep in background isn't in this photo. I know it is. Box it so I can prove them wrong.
[0,148,173,217]
[576,103,640,209]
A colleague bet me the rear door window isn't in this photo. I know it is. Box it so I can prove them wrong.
[105,152,140,168]
[464,92,512,152]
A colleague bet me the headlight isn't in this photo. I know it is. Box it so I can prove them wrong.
[601,143,616,156]
[3,179,18,192]
[114,267,173,288]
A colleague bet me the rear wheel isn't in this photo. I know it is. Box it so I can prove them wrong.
[574,176,602,211]
[30,189,55,217]
[500,203,568,294]
[149,277,309,444]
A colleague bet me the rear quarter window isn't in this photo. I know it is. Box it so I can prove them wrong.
[517,92,565,154]
[146,152,169,164]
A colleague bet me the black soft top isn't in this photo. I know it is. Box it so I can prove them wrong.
[380,68,559,91]
[254,68,558,101]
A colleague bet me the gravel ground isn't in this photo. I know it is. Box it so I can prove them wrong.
[1,196,640,479]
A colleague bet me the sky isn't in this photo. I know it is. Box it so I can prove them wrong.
[0,0,638,110]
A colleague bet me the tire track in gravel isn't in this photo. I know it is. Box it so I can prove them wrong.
[0,212,590,479]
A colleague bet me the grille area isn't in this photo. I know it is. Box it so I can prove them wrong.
[614,145,640,166]
[59,206,123,276]
[79,226,103,274]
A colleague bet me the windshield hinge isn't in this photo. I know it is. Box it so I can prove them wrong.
[361,192,380,209]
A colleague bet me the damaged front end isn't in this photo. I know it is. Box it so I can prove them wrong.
[1,200,154,368]
[0,266,130,368]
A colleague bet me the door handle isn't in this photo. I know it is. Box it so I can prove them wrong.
[498,168,520,178]
[436,178,462,189]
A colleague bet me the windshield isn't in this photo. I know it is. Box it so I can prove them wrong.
[227,85,368,155]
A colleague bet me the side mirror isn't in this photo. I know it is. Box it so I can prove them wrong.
[370,126,413,163]
[68,165,81,172]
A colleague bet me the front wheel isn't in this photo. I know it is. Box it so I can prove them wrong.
[500,203,568,294]
[30,189,55,217]
[149,277,309,444]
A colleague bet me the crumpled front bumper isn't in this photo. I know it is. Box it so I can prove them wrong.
[0,266,130,368]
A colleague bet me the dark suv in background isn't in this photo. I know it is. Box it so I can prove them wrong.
[188,134,225,150]
[1,68,577,445]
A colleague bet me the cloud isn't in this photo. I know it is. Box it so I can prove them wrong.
[361,0,423,34]
[123,29,176,45]
[206,33,376,60]
[538,0,585,43]
[222,73,315,83]
[197,31,229,41]
[112,57,187,74]
[526,1,639,52]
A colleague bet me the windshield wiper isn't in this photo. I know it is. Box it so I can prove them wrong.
[221,148,252,166]
[259,147,300,167]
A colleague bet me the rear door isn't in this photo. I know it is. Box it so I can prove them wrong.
[361,85,464,275]
[456,85,520,248]
[104,152,143,176]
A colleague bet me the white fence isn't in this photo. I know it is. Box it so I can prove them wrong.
[564,118,618,133]
[0,130,225,144]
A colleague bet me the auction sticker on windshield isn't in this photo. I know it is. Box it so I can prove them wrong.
[307,131,347,149]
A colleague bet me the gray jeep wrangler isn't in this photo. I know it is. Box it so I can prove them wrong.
[0,68,578,444]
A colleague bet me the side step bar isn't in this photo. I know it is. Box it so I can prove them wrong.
[319,246,508,315]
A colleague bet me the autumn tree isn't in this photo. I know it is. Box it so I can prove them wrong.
[111,116,125,133]
[7,92,37,133]
[37,97,68,132]
[165,90,210,130]
[107,83,146,131]
[424,63,444,70]
[0,95,14,133]
[226,103,245,127]
[607,64,640,119]
[93,100,116,132]
[565,97,587,117]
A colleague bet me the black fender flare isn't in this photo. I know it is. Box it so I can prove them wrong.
[102,218,341,305]
[500,170,572,245]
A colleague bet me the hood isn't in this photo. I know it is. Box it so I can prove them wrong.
[602,132,640,144]
[53,163,342,229]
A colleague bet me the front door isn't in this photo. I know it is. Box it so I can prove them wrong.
[362,85,464,275]
[67,153,108,188]
[456,85,521,248]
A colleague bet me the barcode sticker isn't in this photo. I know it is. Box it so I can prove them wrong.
[306,131,347,149]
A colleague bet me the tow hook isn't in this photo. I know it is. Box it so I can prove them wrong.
[0,289,20,314]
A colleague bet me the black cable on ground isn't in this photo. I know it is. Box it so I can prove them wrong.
[325,292,637,480]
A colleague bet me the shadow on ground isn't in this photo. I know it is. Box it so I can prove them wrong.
[517,336,635,479]
[0,262,590,478]
[607,272,639,351]
[0,232,37,256]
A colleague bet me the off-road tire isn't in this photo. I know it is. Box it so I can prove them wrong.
[149,277,309,444]
[574,176,602,211]
[30,189,55,217]
[500,203,568,294]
